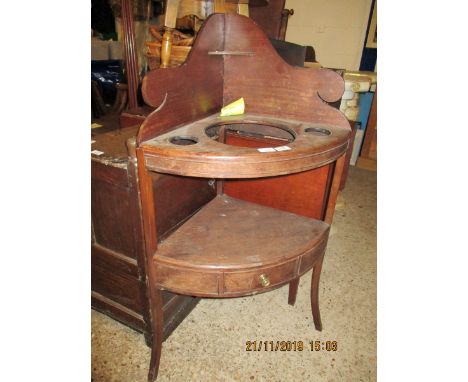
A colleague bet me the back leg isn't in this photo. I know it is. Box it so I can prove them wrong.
[148,289,163,382]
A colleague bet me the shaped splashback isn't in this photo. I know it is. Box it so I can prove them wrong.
[137,13,349,144]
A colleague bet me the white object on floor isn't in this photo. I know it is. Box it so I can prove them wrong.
[350,129,365,165]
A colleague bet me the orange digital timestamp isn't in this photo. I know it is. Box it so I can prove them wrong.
[245,340,338,352]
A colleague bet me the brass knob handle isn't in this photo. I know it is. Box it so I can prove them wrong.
[259,274,270,287]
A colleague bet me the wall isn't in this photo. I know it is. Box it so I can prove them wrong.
[285,0,372,70]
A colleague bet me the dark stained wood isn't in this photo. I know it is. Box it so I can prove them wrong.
[136,147,164,381]
[134,14,350,381]
[92,126,201,348]
[92,254,143,313]
[137,16,225,144]
[153,263,219,296]
[121,0,139,109]
[126,142,152,336]
[92,160,129,188]
[221,14,348,126]
[151,173,216,240]
[278,8,294,41]
[120,106,154,129]
[147,289,163,382]
[92,243,139,277]
[92,179,137,258]
[224,166,331,220]
[138,13,350,145]
[219,130,334,224]
[249,0,291,40]
[141,113,349,178]
[324,154,346,225]
[222,131,334,220]
[288,278,299,305]
[92,291,147,332]
[153,195,329,297]
[311,254,324,331]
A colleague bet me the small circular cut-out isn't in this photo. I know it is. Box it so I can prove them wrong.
[169,136,198,145]
[304,127,331,136]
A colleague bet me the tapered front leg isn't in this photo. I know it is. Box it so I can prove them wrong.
[288,277,299,306]
[148,288,164,382]
[310,255,324,331]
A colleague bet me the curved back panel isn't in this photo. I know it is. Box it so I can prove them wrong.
[137,14,225,144]
[222,13,348,129]
[138,13,350,145]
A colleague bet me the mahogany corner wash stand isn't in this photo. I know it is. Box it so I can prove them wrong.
[135,14,350,381]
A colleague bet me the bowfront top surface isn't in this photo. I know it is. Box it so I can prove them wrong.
[141,113,349,178]
[137,13,351,178]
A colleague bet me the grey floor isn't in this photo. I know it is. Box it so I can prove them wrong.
[92,166,377,382]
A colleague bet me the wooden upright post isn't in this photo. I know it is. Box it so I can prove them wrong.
[121,0,139,109]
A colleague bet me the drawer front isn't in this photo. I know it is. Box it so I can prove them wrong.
[223,260,297,295]
[154,262,219,296]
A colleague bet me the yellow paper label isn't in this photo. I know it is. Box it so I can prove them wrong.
[220,97,245,117]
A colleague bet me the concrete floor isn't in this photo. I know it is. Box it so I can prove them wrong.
[92,166,376,382]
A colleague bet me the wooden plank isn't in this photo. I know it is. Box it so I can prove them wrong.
[91,179,137,258]
[91,160,129,188]
[92,243,138,276]
[91,262,143,313]
[92,292,146,331]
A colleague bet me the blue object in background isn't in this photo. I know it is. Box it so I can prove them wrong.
[91,59,124,104]
[357,92,375,132]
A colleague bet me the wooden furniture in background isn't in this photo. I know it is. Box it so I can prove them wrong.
[92,82,128,120]
[357,86,377,170]
[160,0,245,69]
[91,123,214,346]
[121,0,139,109]
[249,0,294,40]
[117,0,295,128]
[135,14,350,380]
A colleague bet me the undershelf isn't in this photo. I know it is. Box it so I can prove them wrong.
[153,195,330,297]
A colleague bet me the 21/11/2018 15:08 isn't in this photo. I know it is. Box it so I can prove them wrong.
[245,340,338,351]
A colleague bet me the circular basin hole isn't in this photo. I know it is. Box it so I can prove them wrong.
[205,122,295,147]
[169,136,198,145]
[304,127,331,136]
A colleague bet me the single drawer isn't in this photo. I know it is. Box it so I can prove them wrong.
[223,260,297,295]
[154,262,219,296]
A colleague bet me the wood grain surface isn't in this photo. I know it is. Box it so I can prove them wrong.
[153,195,329,297]
[138,13,350,147]
[141,113,349,178]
